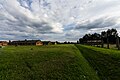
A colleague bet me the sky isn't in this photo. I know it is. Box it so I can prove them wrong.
[0,0,120,41]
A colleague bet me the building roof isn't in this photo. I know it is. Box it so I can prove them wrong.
[42,41,51,44]
[0,41,8,43]
[11,40,41,43]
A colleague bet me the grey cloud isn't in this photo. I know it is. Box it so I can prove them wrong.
[0,0,60,38]
[75,17,117,30]
[1,0,120,41]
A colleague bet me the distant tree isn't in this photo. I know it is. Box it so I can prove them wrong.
[83,34,89,40]
[101,31,107,48]
[111,29,119,49]
[110,29,117,44]
[79,38,84,44]
[9,40,11,45]
[106,29,112,49]
[64,41,67,44]
[83,34,92,42]
[92,33,101,40]
[77,41,79,44]
[82,33,101,45]
[115,33,120,50]
[79,28,120,49]
[68,41,71,44]
[90,33,100,46]
[106,28,119,49]
[110,29,120,50]
[55,41,59,44]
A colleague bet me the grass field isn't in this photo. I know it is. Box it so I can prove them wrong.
[0,45,99,80]
[76,44,120,80]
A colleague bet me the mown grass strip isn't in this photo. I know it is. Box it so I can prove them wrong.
[0,45,99,80]
[76,44,120,80]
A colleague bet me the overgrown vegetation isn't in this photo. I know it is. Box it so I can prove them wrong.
[0,45,99,80]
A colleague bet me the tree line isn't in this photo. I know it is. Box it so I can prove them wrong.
[79,28,120,50]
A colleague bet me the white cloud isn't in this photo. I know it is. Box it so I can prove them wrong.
[0,0,120,41]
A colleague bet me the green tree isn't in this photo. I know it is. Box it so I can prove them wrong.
[101,31,106,48]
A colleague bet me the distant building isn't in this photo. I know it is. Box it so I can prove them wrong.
[50,42,57,45]
[42,41,51,45]
[0,41,8,46]
[10,40,43,46]
[42,41,57,45]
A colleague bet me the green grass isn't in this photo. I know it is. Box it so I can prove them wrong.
[76,44,120,80]
[0,45,99,80]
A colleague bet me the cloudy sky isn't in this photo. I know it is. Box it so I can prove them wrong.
[0,0,120,41]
